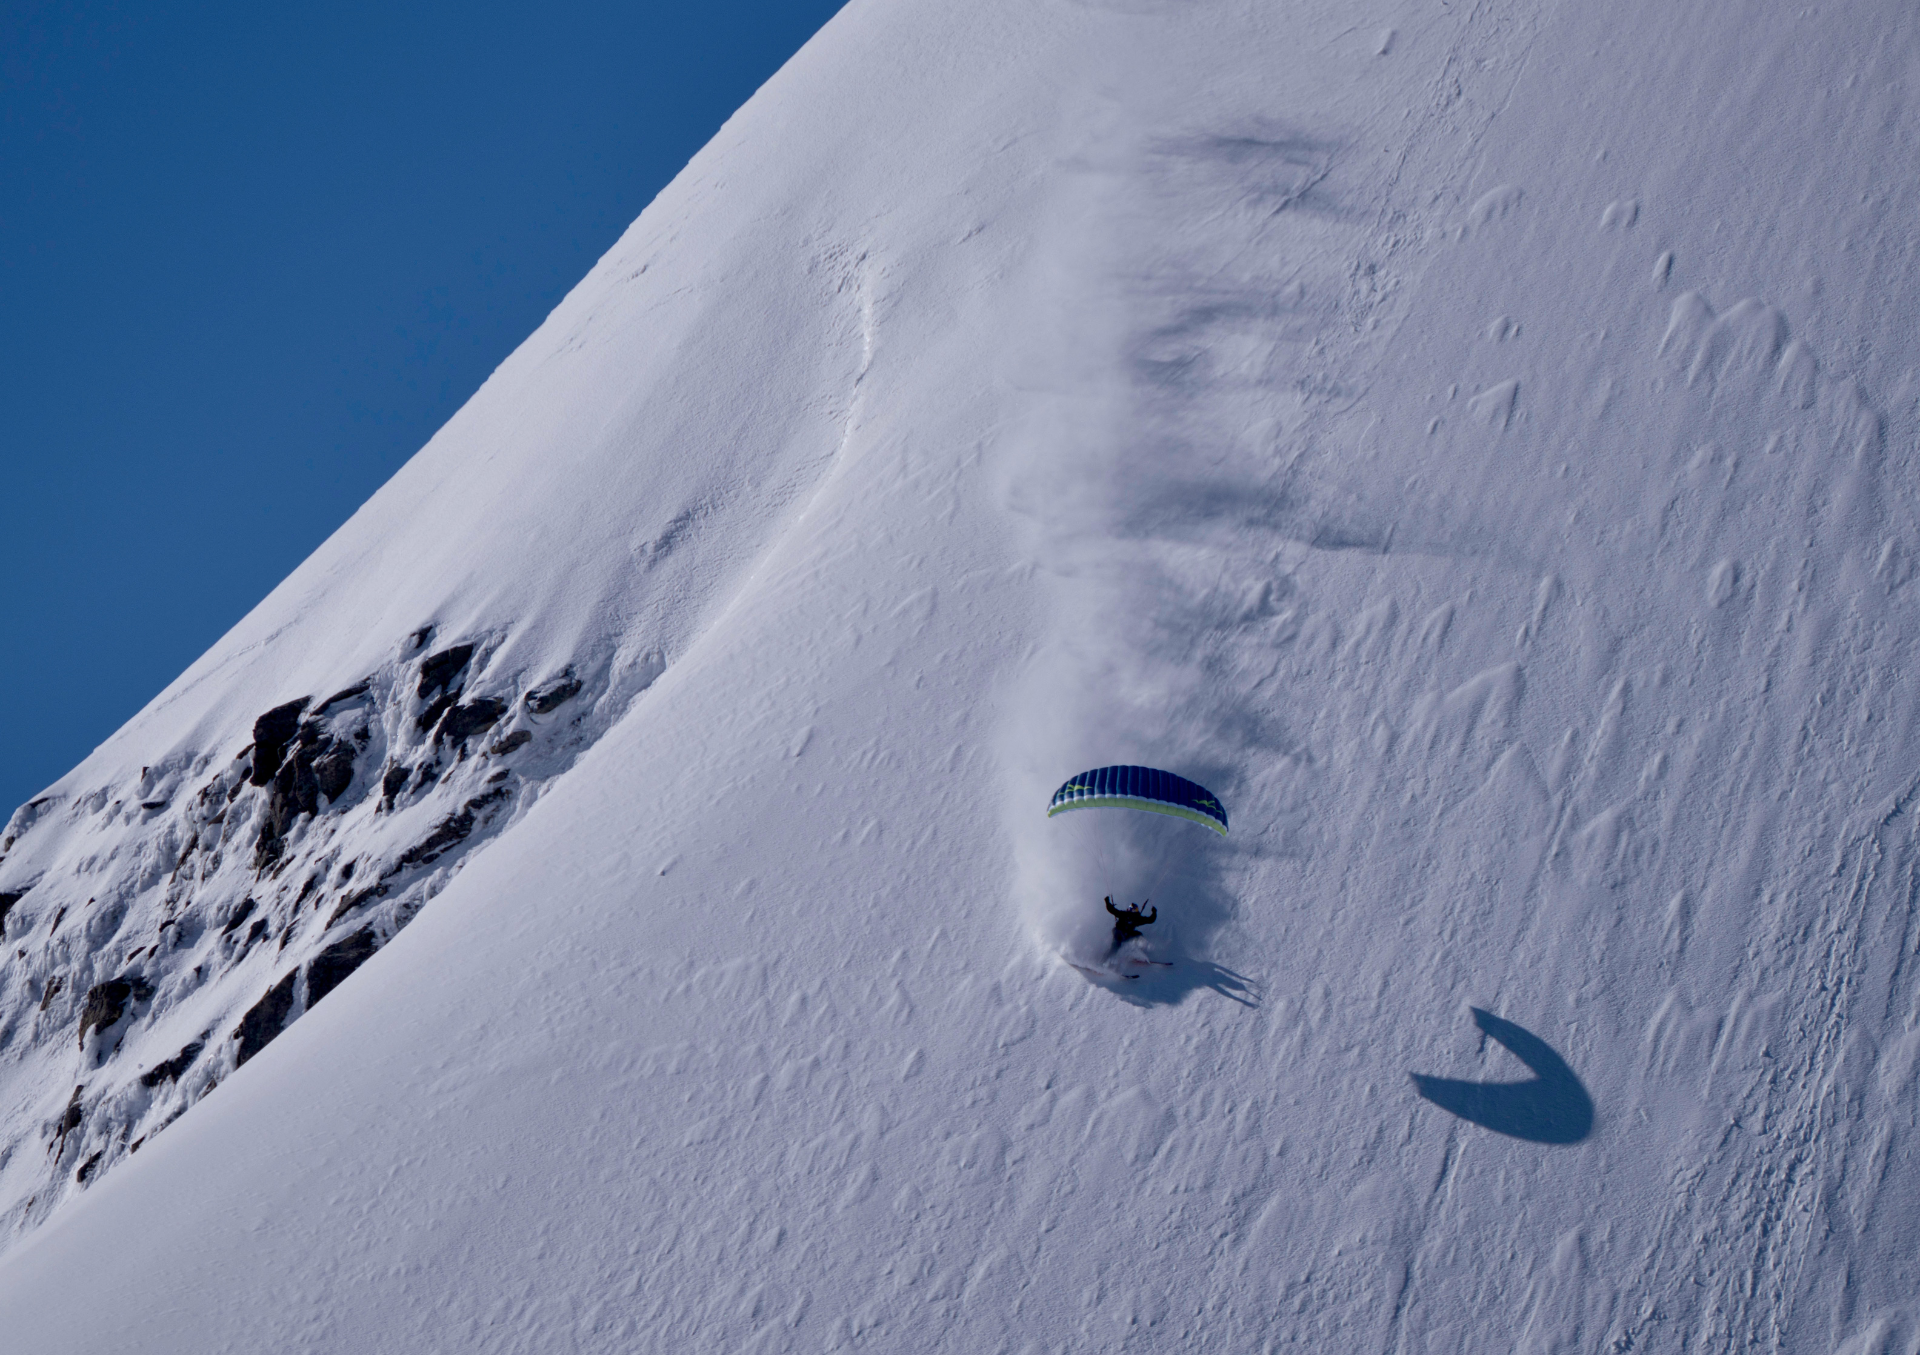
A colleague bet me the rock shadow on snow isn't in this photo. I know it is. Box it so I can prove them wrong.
[1411,1008,1593,1144]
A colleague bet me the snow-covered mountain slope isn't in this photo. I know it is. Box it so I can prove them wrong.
[4,0,1920,1349]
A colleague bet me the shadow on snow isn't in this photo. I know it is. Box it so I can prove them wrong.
[1411,1007,1593,1145]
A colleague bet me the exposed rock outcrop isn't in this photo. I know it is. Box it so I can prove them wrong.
[524,670,582,714]
[139,1038,206,1088]
[325,883,388,929]
[52,1086,84,1159]
[220,898,258,937]
[317,682,371,711]
[489,730,533,756]
[254,708,368,871]
[307,928,378,1007]
[437,700,506,754]
[0,625,644,1243]
[417,645,475,701]
[232,972,297,1068]
[395,787,509,870]
[248,698,311,787]
[77,980,133,1049]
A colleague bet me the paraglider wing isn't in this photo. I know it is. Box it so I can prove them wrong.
[1046,765,1227,834]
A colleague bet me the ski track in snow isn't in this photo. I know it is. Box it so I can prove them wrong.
[2,0,1920,1350]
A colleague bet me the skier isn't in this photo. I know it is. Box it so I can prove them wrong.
[1105,896,1156,953]
[1044,766,1220,981]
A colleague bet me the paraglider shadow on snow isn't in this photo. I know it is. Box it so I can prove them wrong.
[1410,1008,1593,1145]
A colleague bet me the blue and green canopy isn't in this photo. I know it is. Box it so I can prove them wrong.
[1046,765,1227,834]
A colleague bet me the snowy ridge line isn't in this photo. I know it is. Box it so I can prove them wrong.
[0,153,871,1254]
[0,622,665,1250]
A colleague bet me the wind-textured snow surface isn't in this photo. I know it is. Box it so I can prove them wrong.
[3,0,1919,1349]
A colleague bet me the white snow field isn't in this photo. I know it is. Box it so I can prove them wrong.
[3,0,1919,1348]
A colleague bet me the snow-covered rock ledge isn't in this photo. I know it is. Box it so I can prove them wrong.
[0,625,661,1243]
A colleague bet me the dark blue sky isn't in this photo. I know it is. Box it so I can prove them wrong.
[1,0,846,816]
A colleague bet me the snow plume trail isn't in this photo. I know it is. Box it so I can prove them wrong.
[998,57,1353,976]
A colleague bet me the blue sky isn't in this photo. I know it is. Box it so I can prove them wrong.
[1,0,846,816]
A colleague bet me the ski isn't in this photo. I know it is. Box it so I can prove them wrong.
[1061,952,1173,981]
[1064,958,1137,981]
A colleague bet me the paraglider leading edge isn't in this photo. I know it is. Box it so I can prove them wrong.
[1046,765,1227,834]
